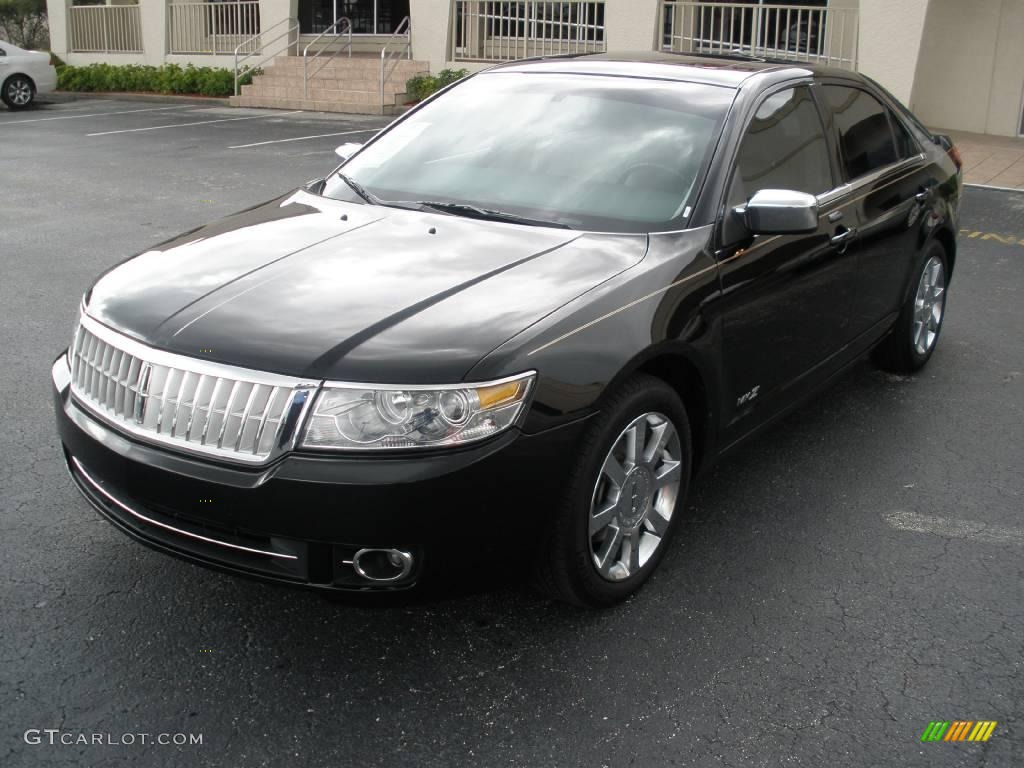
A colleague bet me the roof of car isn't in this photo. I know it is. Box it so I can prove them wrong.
[488,51,859,88]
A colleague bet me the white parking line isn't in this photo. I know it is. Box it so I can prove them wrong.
[228,128,380,149]
[87,110,303,136]
[0,105,199,126]
[883,510,1024,547]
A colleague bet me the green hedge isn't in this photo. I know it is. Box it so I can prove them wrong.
[405,68,469,103]
[56,63,259,98]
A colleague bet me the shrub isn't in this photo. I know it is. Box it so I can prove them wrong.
[405,68,469,102]
[55,63,258,98]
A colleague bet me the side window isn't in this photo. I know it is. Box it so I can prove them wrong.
[822,85,901,179]
[724,86,832,241]
[889,112,919,160]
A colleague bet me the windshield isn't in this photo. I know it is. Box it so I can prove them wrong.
[322,72,734,232]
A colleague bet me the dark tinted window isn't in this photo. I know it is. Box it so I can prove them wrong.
[822,85,900,179]
[730,87,833,203]
[724,87,832,242]
[890,112,919,159]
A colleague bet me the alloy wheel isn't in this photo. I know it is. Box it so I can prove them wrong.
[589,411,682,581]
[7,78,32,106]
[913,255,945,356]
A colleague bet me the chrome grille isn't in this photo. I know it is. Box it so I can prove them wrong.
[69,315,316,464]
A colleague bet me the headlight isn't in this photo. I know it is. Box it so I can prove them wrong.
[300,372,535,451]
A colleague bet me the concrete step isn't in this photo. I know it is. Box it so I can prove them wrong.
[230,94,406,116]
[246,74,410,93]
[241,84,407,106]
[269,55,428,72]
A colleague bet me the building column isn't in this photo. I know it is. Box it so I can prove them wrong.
[137,0,167,65]
[259,0,299,54]
[856,0,931,105]
[409,0,450,72]
[604,0,660,52]
[44,0,73,58]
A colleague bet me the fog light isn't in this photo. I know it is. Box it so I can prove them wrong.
[352,548,414,582]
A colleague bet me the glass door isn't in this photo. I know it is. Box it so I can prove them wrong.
[299,0,409,35]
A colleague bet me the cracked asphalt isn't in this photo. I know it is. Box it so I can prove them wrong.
[1,98,1022,767]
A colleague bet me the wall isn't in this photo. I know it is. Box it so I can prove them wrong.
[911,0,1024,135]
[409,0,449,72]
[856,0,931,105]
[604,0,659,51]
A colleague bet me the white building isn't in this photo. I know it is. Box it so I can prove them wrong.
[45,0,1024,133]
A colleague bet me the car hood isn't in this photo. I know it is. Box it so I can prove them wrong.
[86,191,648,382]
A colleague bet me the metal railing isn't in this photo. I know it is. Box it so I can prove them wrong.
[303,17,353,98]
[380,15,412,108]
[658,1,858,70]
[234,16,300,96]
[450,1,606,63]
[169,1,261,55]
[68,4,143,54]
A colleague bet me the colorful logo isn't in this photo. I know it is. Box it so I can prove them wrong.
[921,721,997,742]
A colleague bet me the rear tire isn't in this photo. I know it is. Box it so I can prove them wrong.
[2,75,35,110]
[873,240,948,374]
[533,374,692,608]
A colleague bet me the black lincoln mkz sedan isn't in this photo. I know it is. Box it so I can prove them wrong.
[53,53,961,607]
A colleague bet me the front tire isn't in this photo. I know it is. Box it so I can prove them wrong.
[873,241,948,373]
[2,75,35,109]
[533,374,692,608]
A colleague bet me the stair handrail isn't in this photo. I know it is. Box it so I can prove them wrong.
[234,17,300,96]
[380,16,412,109]
[303,17,353,99]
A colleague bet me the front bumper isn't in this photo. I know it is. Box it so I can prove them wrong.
[53,354,588,592]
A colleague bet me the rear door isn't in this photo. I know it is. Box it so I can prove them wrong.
[714,83,857,439]
[818,83,933,336]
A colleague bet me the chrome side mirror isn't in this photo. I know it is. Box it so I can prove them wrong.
[736,189,818,235]
[334,142,364,163]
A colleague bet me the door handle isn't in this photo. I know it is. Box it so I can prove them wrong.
[830,227,856,249]
[915,190,929,204]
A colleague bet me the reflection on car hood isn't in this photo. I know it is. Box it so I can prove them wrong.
[86,191,648,382]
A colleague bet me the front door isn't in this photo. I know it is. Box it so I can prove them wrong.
[714,84,858,441]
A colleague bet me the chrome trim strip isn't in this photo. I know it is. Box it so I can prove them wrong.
[70,315,321,465]
[526,255,742,357]
[78,314,312,388]
[526,154,931,358]
[233,383,261,452]
[70,456,297,561]
[200,377,224,445]
[319,371,538,390]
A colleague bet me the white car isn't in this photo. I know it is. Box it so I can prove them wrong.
[0,40,56,109]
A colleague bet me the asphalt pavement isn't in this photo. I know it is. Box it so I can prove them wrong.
[1,98,1022,767]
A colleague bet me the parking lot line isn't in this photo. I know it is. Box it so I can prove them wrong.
[228,128,381,149]
[884,510,1024,547]
[0,105,199,126]
[86,110,303,137]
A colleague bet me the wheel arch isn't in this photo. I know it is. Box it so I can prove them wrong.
[600,346,717,477]
[932,224,956,278]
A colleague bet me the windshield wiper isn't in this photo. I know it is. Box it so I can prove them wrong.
[411,201,572,229]
[332,182,572,230]
[336,172,381,205]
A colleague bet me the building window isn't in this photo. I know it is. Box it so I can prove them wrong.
[298,0,409,35]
